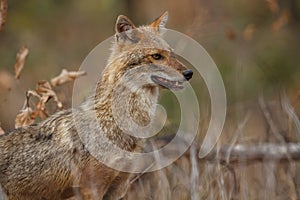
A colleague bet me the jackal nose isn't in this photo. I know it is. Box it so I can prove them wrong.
[183,69,193,80]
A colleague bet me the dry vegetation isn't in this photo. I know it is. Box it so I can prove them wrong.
[1,0,300,199]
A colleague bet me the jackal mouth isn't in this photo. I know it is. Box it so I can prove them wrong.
[151,75,184,90]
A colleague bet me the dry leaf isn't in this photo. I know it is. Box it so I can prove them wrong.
[36,80,63,109]
[51,69,87,86]
[0,123,4,134]
[272,10,290,31]
[266,0,279,13]
[15,107,35,128]
[0,70,14,89]
[15,91,36,128]
[34,100,50,119]
[27,89,41,99]
[0,0,7,32]
[14,46,29,79]
[15,81,64,126]
[25,89,49,119]
[243,24,255,41]
[225,28,236,41]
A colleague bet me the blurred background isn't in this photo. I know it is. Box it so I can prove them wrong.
[0,0,300,129]
[1,0,300,199]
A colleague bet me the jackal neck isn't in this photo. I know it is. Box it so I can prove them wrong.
[89,57,159,151]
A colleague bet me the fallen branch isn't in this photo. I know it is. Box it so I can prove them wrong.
[203,143,300,163]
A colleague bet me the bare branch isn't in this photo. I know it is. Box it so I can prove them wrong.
[204,143,300,163]
[51,69,87,86]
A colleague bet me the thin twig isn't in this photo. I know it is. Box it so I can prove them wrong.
[280,89,300,140]
[119,163,154,199]
[226,112,251,164]
[258,94,284,142]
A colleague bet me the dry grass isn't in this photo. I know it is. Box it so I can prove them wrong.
[123,96,300,200]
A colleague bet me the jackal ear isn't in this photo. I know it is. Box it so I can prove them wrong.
[115,15,138,42]
[115,15,136,33]
[150,11,168,32]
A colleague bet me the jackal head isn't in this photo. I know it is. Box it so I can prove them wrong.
[106,12,193,91]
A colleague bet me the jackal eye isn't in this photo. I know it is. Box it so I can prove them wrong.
[151,53,163,60]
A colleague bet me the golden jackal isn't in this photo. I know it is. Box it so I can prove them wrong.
[0,12,193,200]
